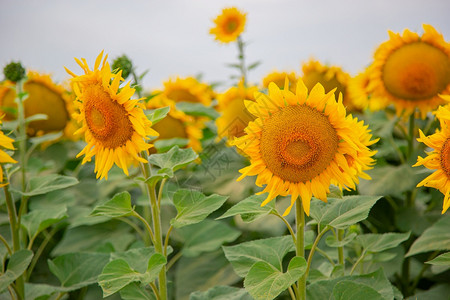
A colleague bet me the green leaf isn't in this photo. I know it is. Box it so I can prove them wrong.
[48,252,110,291]
[426,252,450,266]
[359,164,425,197]
[120,282,156,300]
[407,284,450,300]
[149,146,198,174]
[98,254,166,297]
[90,191,134,218]
[333,281,384,300]
[171,189,228,228]
[25,283,60,300]
[217,194,275,223]
[29,131,63,146]
[309,196,381,229]
[19,174,78,197]
[190,286,252,300]
[176,102,219,119]
[154,138,190,152]
[22,205,67,239]
[0,250,33,292]
[144,168,174,185]
[325,233,357,248]
[25,113,48,123]
[111,247,160,274]
[357,232,410,253]
[146,106,170,125]
[177,220,241,257]
[247,61,262,71]
[176,250,240,300]
[244,256,307,300]
[307,269,395,300]
[223,236,295,277]
[406,215,450,257]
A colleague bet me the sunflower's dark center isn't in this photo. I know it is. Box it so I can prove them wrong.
[260,104,339,183]
[84,84,133,148]
[152,115,187,140]
[166,88,199,103]
[382,42,450,101]
[225,18,239,34]
[440,138,450,178]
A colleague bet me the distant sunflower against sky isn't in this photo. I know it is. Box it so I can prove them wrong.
[233,79,377,215]
[65,51,158,180]
[210,7,246,43]
[369,24,450,117]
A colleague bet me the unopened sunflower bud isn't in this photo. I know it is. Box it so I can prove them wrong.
[3,61,26,82]
[112,55,133,79]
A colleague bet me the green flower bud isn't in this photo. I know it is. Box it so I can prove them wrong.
[3,61,26,82]
[112,55,133,79]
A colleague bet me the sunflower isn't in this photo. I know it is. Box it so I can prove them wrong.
[210,7,246,43]
[147,95,204,152]
[301,58,357,111]
[414,100,450,213]
[369,24,450,117]
[161,77,213,106]
[232,79,378,215]
[262,71,297,92]
[0,119,17,184]
[65,51,158,180]
[0,72,73,137]
[215,80,258,141]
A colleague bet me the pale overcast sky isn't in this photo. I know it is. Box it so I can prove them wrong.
[1,0,449,91]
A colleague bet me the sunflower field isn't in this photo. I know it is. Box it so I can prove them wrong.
[1,4,450,300]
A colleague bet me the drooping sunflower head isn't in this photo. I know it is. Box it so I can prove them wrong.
[233,78,378,215]
[215,80,258,141]
[262,71,298,92]
[65,51,158,180]
[0,71,73,137]
[210,7,246,44]
[147,95,204,153]
[369,24,450,117]
[0,118,17,184]
[414,102,450,213]
[162,76,213,106]
[301,58,355,111]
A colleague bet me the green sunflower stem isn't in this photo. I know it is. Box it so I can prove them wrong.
[237,36,247,86]
[295,200,306,300]
[140,152,167,300]
[337,229,345,267]
[407,112,415,159]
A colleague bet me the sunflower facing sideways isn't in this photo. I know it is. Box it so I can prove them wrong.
[210,7,246,44]
[65,51,158,180]
[147,95,204,153]
[0,71,74,137]
[368,24,450,117]
[262,71,297,92]
[232,78,378,215]
[161,76,213,106]
[414,100,450,213]
[0,119,17,185]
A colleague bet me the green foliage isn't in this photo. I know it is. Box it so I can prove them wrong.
[15,174,79,196]
[217,194,275,222]
[90,191,135,218]
[244,256,307,300]
[154,138,190,152]
[22,205,67,239]
[171,189,228,228]
[357,232,410,253]
[406,215,450,256]
[332,281,385,300]
[189,286,252,300]
[177,220,240,257]
[309,196,381,229]
[307,269,397,300]
[48,252,110,291]
[120,282,156,300]
[0,250,33,292]
[176,102,220,119]
[98,253,166,297]
[426,252,450,266]
[146,106,170,125]
[223,236,295,277]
